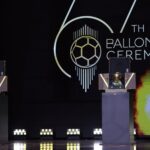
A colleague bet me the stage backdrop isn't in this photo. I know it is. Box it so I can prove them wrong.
[52,0,150,136]
[2,0,150,138]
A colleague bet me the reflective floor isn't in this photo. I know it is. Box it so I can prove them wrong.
[0,140,150,150]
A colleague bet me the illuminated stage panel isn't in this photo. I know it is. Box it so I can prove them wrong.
[40,143,53,150]
[13,143,26,150]
[136,71,150,135]
[67,142,80,150]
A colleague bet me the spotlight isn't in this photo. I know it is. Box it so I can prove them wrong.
[13,143,26,150]
[40,129,53,136]
[40,143,53,150]
[134,145,137,150]
[93,128,102,135]
[93,143,102,150]
[13,129,27,136]
[67,142,80,150]
[67,129,80,135]
[67,129,80,139]
[40,129,53,140]
[134,129,136,135]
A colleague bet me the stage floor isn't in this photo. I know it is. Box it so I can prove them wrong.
[0,140,150,150]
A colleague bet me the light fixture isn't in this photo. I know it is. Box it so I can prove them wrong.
[40,143,53,150]
[67,142,80,150]
[13,129,27,136]
[93,128,102,135]
[93,143,102,150]
[13,143,26,150]
[134,145,137,150]
[134,129,136,135]
[40,129,53,136]
[67,129,80,135]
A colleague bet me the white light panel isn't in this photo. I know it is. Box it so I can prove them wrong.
[93,128,102,135]
[40,129,53,136]
[13,129,27,136]
[40,143,53,150]
[67,129,80,135]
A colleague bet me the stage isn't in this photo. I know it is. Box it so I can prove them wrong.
[0,140,150,150]
[1,0,150,148]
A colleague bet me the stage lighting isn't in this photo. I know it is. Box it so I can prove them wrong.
[134,129,136,135]
[13,143,26,150]
[93,128,102,135]
[93,143,102,150]
[13,129,26,136]
[40,143,53,150]
[134,145,137,150]
[40,129,53,136]
[67,142,80,150]
[67,129,80,135]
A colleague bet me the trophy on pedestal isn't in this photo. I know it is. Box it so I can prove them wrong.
[99,57,136,145]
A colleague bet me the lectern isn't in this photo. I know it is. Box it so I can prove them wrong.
[0,60,8,142]
[99,58,136,145]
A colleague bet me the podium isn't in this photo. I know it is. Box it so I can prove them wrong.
[99,58,136,145]
[0,61,8,142]
[0,92,8,142]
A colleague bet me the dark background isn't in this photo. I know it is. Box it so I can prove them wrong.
[2,0,150,139]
